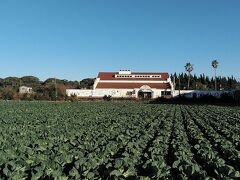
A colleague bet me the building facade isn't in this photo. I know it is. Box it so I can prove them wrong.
[19,86,33,94]
[66,70,174,99]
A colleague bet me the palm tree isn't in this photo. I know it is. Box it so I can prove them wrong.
[212,60,219,90]
[185,62,193,89]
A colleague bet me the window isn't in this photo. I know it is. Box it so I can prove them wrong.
[161,91,172,96]
[152,75,161,78]
[116,74,161,78]
[116,75,133,78]
[126,91,133,96]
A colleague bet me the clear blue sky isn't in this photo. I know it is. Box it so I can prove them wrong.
[0,0,239,81]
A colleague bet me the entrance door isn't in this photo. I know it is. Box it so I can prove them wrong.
[138,91,152,99]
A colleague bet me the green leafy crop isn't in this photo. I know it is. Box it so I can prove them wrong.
[0,101,239,179]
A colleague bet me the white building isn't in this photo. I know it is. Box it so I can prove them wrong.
[19,86,33,94]
[66,70,174,99]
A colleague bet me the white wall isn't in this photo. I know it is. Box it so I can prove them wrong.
[152,89,162,98]
[92,89,134,98]
[66,89,136,98]
[173,90,233,98]
[66,89,93,97]
[66,88,172,98]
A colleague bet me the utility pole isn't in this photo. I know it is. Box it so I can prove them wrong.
[55,78,58,101]
[238,78,240,90]
[178,76,181,96]
[173,76,176,97]
[215,69,218,91]
[18,78,22,102]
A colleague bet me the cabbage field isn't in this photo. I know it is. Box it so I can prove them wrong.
[0,101,240,179]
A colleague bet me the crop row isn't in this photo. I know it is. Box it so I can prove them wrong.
[0,102,240,179]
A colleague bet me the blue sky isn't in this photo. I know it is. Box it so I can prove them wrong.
[0,0,239,80]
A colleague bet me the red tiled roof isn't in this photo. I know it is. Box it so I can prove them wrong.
[96,82,171,89]
[97,72,169,81]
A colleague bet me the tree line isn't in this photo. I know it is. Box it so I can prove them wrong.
[184,60,220,90]
[0,76,95,100]
[171,73,238,90]
[0,72,238,101]
[175,60,239,90]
